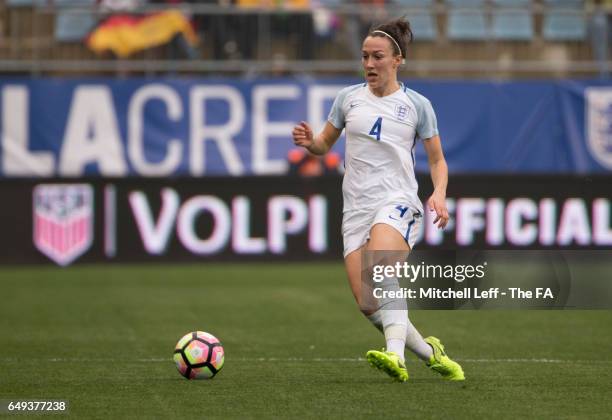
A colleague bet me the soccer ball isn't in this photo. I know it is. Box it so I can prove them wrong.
[173,331,225,379]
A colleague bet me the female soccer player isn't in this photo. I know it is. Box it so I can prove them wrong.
[291,18,465,382]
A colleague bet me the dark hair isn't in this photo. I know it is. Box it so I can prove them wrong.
[369,18,413,60]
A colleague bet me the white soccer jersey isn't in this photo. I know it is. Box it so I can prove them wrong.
[328,82,439,216]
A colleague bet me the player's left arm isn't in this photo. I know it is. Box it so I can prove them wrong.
[423,135,449,229]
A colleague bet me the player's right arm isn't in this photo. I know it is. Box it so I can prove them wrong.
[292,121,342,156]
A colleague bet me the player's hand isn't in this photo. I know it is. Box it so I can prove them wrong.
[427,191,449,229]
[292,121,314,149]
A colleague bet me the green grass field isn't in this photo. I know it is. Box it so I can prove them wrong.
[1,263,611,419]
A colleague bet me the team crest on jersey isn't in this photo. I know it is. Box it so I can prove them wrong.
[33,184,94,266]
[395,104,408,121]
[585,87,612,170]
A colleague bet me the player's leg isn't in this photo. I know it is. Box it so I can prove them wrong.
[344,248,378,316]
[345,242,431,360]
[363,223,465,381]
[366,223,410,355]
[344,244,407,381]
[362,223,411,381]
[342,210,383,317]
[343,220,464,380]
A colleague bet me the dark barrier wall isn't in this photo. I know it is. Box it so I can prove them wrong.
[1,79,612,177]
[1,175,610,266]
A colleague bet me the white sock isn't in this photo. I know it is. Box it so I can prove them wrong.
[378,277,407,362]
[365,309,433,361]
[386,338,406,358]
[406,322,433,361]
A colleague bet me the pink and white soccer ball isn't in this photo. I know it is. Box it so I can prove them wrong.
[173,331,225,379]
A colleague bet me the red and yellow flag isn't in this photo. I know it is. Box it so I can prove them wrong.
[87,10,198,58]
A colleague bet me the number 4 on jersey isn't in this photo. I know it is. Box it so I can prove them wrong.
[369,117,382,141]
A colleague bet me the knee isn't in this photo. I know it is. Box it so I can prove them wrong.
[356,297,378,316]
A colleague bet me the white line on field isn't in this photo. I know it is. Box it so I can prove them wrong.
[1,357,611,364]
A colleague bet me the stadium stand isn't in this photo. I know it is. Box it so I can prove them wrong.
[446,0,488,41]
[0,0,607,77]
[394,0,433,6]
[54,0,97,42]
[543,5,588,41]
[446,0,484,5]
[407,11,437,41]
[447,9,488,40]
[543,0,582,5]
[492,9,533,41]
[491,0,534,41]
[7,0,47,5]
[394,0,436,40]
[590,0,610,77]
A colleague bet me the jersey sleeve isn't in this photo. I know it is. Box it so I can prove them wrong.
[416,97,439,140]
[327,86,354,129]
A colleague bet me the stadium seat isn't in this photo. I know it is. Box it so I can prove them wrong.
[408,12,437,41]
[55,10,96,42]
[7,0,47,5]
[446,0,484,6]
[492,9,533,40]
[53,0,96,6]
[542,0,582,5]
[491,0,531,5]
[447,10,488,40]
[393,0,436,40]
[394,0,434,5]
[53,0,96,42]
[542,11,586,41]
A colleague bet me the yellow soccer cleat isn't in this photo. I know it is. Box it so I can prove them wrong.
[366,349,409,382]
[424,336,465,381]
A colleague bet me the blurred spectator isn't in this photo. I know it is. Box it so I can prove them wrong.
[198,0,315,60]
[288,148,342,176]
[344,0,389,59]
[311,0,340,40]
[269,0,315,60]
[196,0,258,60]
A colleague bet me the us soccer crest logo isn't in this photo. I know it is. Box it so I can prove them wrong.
[585,87,612,170]
[33,184,94,266]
